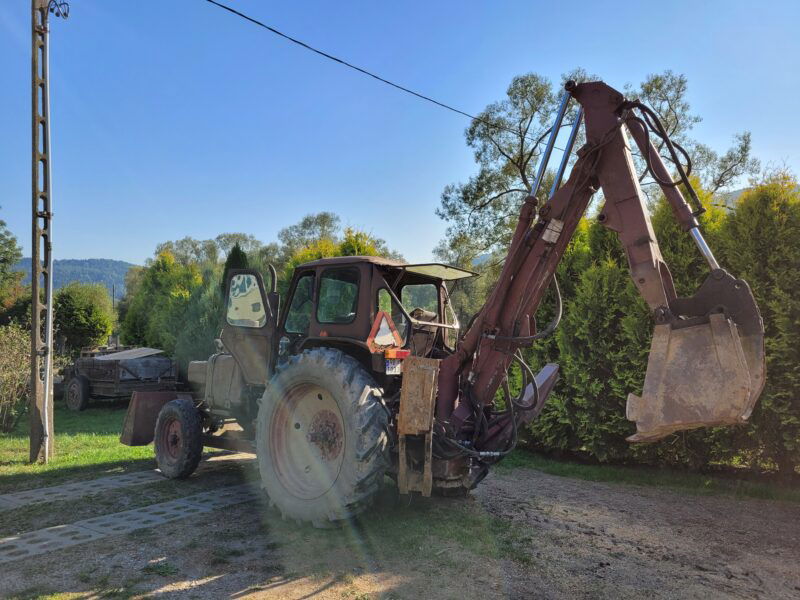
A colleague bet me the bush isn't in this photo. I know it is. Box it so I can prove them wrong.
[54,282,114,351]
[521,175,800,473]
[120,251,202,354]
[0,323,30,432]
[174,267,224,374]
[715,173,800,473]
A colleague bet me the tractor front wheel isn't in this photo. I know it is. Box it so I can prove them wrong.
[256,348,389,527]
[154,398,203,479]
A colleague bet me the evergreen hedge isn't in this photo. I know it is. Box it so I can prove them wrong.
[523,175,800,473]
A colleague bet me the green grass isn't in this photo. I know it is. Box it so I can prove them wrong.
[266,484,524,569]
[0,404,156,493]
[498,449,800,503]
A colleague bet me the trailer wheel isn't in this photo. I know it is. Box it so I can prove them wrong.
[65,375,90,411]
[256,348,389,526]
[154,398,203,479]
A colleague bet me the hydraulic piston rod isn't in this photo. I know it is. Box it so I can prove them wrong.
[529,87,572,201]
[550,107,583,197]
[689,227,720,271]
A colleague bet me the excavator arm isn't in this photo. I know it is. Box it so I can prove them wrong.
[435,80,765,455]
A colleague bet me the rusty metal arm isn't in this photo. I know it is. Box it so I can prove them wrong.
[437,80,765,449]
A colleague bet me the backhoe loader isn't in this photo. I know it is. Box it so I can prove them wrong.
[121,80,765,526]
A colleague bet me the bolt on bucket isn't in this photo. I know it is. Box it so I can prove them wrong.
[626,269,766,442]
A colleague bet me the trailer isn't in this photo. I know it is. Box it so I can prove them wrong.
[62,347,177,411]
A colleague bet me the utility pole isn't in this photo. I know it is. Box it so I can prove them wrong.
[30,0,68,463]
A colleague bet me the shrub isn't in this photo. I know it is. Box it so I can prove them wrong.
[0,323,30,432]
[174,267,224,374]
[120,251,202,354]
[714,173,800,473]
[54,282,114,351]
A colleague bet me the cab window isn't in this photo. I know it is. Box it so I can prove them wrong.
[377,288,408,343]
[284,273,315,334]
[317,268,359,324]
[401,283,439,315]
[226,273,267,328]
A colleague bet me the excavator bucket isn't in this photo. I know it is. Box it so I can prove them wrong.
[626,270,765,442]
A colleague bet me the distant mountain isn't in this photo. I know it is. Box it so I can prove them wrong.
[473,253,491,267]
[721,188,746,208]
[13,258,136,300]
[720,186,799,208]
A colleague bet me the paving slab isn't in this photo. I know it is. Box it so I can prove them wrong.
[0,484,259,565]
[0,470,163,509]
[0,497,24,511]
[0,524,107,563]
[0,454,251,512]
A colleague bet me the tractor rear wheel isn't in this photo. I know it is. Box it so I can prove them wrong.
[65,375,89,411]
[154,398,203,479]
[256,348,389,527]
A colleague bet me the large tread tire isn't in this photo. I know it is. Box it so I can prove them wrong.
[154,398,203,479]
[65,376,90,411]
[256,348,389,527]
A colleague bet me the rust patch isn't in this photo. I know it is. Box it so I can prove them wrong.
[307,409,343,461]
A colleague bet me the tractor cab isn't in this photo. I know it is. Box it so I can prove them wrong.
[218,257,477,395]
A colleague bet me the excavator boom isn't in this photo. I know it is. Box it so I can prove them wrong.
[437,80,765,449]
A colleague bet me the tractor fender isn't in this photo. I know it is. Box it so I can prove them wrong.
[120,391,194,446]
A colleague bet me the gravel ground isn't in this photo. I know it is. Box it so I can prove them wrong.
[1,460,798,599]
[474,469,800,599]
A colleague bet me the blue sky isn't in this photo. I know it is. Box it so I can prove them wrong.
[1,0,797,265]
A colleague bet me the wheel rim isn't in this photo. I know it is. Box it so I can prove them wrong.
[66,381,80,409]
[160,417,183,461]
[269,383,345,501]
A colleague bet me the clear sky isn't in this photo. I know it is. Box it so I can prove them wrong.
[1,0,797,265]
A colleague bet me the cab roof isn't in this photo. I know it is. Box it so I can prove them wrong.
[297,256,478,281]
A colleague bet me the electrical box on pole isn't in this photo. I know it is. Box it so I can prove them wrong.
[30,0,68,463]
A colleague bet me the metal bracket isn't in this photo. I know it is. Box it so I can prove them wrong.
[541,219,564,244]
[397,357,440,496]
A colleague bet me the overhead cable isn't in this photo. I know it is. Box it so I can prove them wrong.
[204,0,568,149]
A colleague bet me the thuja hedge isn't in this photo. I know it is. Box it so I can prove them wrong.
[523,175,800,473]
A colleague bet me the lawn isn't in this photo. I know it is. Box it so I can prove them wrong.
[2,403,798,504]
[0,403,156,494]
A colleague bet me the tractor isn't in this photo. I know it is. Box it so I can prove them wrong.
[122,80,766,527]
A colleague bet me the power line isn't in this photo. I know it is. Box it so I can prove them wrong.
[203,0,568,150]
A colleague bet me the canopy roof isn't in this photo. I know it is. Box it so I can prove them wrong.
[298,256,478,281]
[400,263,478,281]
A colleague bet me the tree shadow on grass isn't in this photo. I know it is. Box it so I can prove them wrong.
[0,456,158,493]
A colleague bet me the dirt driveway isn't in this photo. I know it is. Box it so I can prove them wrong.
[475,469,800,599]
[1,457,798,599]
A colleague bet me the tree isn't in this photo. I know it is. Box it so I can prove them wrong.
[0,291,32,327]
[54,282,114,351]
[123,216,400,372]
[437,70,759,263]
[174,267,225,374]
[715,171,800,473]
[120,251,201,354]
[155,236,219,265]
[0,208,22,302]
[436,72,558,258]
[280,227,398,292]
[278,212,341,261]
[116,266,144,325]
[215,233,262,256]
[221,242,249,294]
